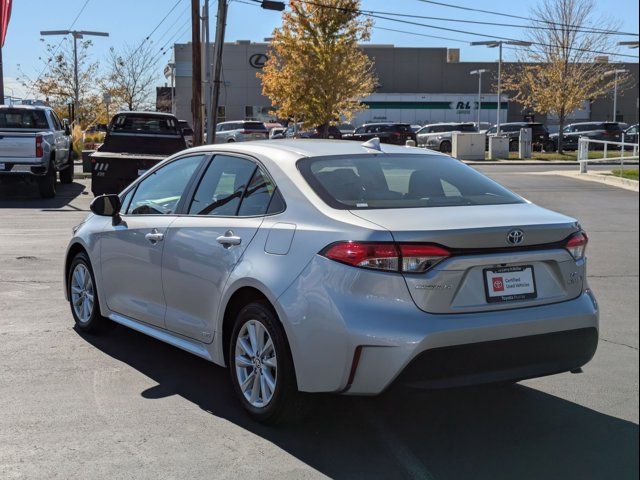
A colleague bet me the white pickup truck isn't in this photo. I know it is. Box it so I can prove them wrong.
[0,105,73,198]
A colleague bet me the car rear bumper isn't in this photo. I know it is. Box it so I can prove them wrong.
[278,257,599,395]
[394,326,597,389]
[0,159,48,176]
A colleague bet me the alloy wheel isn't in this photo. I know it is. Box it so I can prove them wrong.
[234,319,278,408]
[70,263,95,323]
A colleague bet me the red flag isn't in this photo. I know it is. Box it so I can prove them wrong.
[1,0,12,47]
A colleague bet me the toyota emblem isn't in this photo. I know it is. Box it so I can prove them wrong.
[507,229,524,246]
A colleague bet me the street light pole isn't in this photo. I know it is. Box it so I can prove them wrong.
[470,69,488,131]
[40,30,109,124]
[471,40,531,135]
[605,69,627,122]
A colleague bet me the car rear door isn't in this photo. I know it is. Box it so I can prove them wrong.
[99,154,205,327]
[162,154,281,341]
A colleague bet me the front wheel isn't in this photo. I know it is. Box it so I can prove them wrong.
[59,159,74,184]
[68,252,109,333]
[439,140,452,153]
[229,302,303,424]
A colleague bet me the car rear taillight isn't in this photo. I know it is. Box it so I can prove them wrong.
[35,135,43,157]
[320,241,450,273]
[566,231,588,260]
[399,244,451,273]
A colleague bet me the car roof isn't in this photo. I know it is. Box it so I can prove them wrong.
[0,104,52,110]
[423,122,475,127]
[114,111,177,118]
[181,139,440,161]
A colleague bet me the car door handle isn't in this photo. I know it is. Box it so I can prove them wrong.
[216,231,242,247]
[145,230,164,244]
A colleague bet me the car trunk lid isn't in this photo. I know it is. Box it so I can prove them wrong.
[350,203,584,313]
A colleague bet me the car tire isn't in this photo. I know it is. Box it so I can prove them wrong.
[59,158,74,184]
[37,162,57,198]
[439,140,452,153]
[509,139,519,152]
[68,252,110,333]
[229,301,305,424]
[227,138,236,143]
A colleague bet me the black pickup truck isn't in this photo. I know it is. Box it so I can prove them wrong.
[91,112,187,195]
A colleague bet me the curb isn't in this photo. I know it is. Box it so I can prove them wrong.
[550,171,639,192]
[463,160,640,166]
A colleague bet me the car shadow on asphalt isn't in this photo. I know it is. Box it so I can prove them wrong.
[77,325,639,480]
[0,180,88,210]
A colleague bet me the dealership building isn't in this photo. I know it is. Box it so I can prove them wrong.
[167,41,639,128]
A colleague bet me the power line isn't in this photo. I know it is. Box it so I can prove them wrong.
[131,0,185,58]
[415,0,639,37]
[267,0,639,60]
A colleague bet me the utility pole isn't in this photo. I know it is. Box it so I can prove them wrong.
[202,1,211,139]
[191,0,203,146]
[0,45,4,105]
[208,0,228,144]
[40,30,109,124]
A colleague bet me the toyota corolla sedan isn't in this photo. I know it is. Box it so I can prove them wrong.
[64,139,598,423]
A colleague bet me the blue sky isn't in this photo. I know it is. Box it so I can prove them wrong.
[3,0,639,99]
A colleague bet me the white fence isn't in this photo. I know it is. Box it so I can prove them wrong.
[578,136,639,174]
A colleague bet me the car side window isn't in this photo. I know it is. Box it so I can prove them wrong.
[355,127,365,134]
[238,167,280,216]
[188,155,257,216]
[127,155,204,215]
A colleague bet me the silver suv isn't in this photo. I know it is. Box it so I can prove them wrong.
[214,121,269,143]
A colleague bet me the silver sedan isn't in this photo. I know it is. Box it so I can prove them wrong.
[64,139,598,423]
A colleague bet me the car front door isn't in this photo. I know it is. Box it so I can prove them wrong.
[162,154,282,342]
[99,154,206,327]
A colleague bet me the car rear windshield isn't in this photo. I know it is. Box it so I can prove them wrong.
[391,124,413,133]
[111,115,179,134]
[0,109,49,129]
[298,154,523,209]
[243,122,267,131]
[604,123,622,131]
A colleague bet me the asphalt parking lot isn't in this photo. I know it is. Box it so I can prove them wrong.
[1,167,638,480]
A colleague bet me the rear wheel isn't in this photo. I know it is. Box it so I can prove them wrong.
[509,139,519,152]
[37,162,56,198]
[227,138,236,143]
[229,302,303,424]
[68,252,109,333]
[439,140,452,153]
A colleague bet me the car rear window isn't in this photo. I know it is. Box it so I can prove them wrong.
[0,109,49,129]
[298,154,523,209]
[111,115,179,134]
[393,124,413,133]
[243,122,267,131]
[604,123,622,132]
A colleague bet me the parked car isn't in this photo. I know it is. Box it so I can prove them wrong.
[410,124,423,133]
[269,127,286,139]
[178,120,194,147]
[284,123,343,139]
[343,123,416,145]
[66,139,598,424]
[0,105,72,198]
[485,122,551,151]
[337,123,356,135]
[416,122,477,152]
[214,121,269,143]
[549,122,624,151]
[472,122,492,133]
[91,112,187,196]
[623,124,638,145]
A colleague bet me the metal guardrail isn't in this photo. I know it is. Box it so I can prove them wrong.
[578,136,639,174]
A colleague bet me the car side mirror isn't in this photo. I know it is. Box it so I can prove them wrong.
[90,194,121,217]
